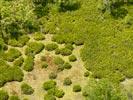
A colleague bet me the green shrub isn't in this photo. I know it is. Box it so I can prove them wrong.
[60,48,72,56]
[3,48,21,62]
[33,32,45,40]
[3,45,8,51]
[55,48,60,55]
[43,80,57,91]
[74,39,84,46]
[42,62,48,68]
[63,62,72,69]
[25,42,44,55]
[45,43,58,51]
[49,72,57,79]
[8,35,30,47]
[55,89,65,98]
[9,96,20,100]
[69,55,77,62]
[40,56,47,61]
[21,83,34,95]
[73,85,81,92]
[47,88,57,95]
[44,94,56,100]
[57,64,65,72]
[84,71,90,77]
[0,90,9,100]
[23,56,34,71]
[65,44,74,50]
[13,56,24,67]
[63,77,72,86]
[54,57,64,65]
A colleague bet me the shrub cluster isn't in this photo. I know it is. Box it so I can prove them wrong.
[9,95,20,100]
[44,94,56,100]
[8,35,30,47]
[3,48,21,62]
[63,62,72,69]
[13,56,24,67]
[65,44,74,50]
[0,90,9,100]
[42,62,48,68]
[45,43,58,51]
[21,83,34,95]
[57,64,65,72]
[69,55,77,62]
[25,42,44,55]
[23,56,34,72]
[54,57,64,65]
[43,80,57,91]
[49,72,57,79]
[33,32,45,40]
[59,48,72,56]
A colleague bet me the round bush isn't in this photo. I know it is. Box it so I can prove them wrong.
[57,64,65,72]
[21,83,34,95]
[73,85,81,92]
[43,80,57,91]
[54,57,64,65]
[60,48,72,56]
[49,72,57,79]
[69,55,77,62]
[9,96,20,100]
[42,62,48,68]
[74,39,84,46]
[63,62,72,69]
[13,56,24,67]
[44,94,56,100]
[55,89,65,98]
[0,90,9,100]
[33,32,45,40]
[45,43,58,51]
[55,48,60,55]
[65,44,74,50]
[40,56,47,61]
[63,77,72,86]
[84,71,90,77]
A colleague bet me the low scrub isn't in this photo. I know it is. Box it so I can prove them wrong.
[0,90,9,100]
[45,43,58,51]
[21,83,34,95]
[33,32,45,40]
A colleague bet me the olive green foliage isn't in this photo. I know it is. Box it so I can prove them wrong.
[84,71,90,77]
[0,90,9,100]
[33,32,45,40]
[63,62,72,69]
[43,80,57,91]
[82,79,127,100]
[40,56,47,61]
[42,62,48,68]
[23,56,34,71]
[63,77,72,86]
[49,72,57,79]
[65,43,74,50]
[13,56,24,67]
[54,57,64,65]
[54,89,65,98]
[69,55,77,62]
[57,64,65,72]
[3,48,21,62]
[21,83,34,95]
[45,43,58,51]
[44,94,56,100]
[55,48,60,55]
[9,96,20,100]
[0,60,24,87]
[73,85,81,92]
[25,42,44,55]
[59,48,72,56]
[8,35,30,47]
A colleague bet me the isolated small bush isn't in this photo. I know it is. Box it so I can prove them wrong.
[63,77,72,86]
[84,71,90,77]
[40,56,47,61]
[73,85,81,92]
[74,39,84,46]
[23,56,34,71]
[65,44,74,50]
[69,55,77,62]
[54,57,64,65]
[42,62,48,68]
[21,83,34,95]
[49,72,57,79]
[55,48,60,55]
[0,90,9,100]
[33,32,45,40]
[63,62,72,69]
[45,43,58,51]
[60,48,72,56]
[55,89,65,98]
[57,64,65,72]
[9,95,20,100]
[43,80,57,91]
